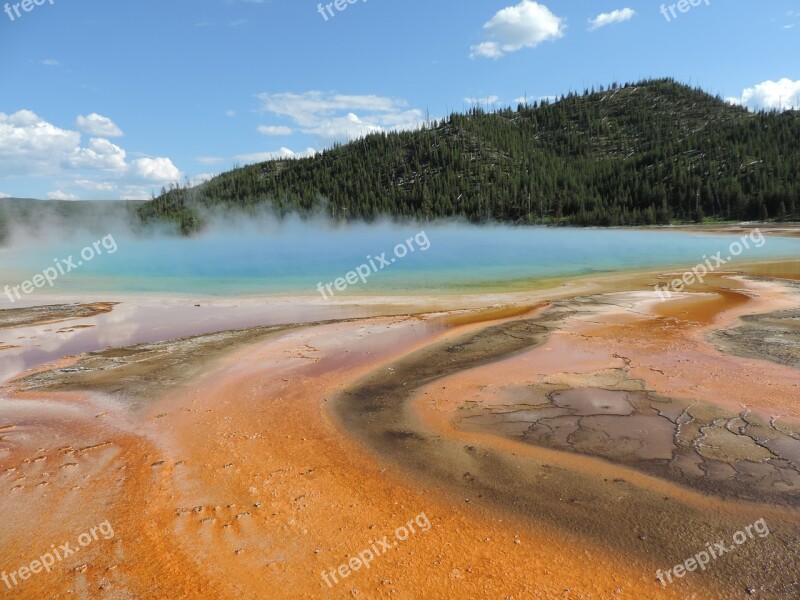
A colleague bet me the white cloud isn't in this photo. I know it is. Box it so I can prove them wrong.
[470,42,504,59]
[131,157,181,182]
[46,190,80,200]
[256,91,425,143]
[76,113,124,137]
[0,110,80,176]
[728,78,800,111]
[589,8,636,31]
[470,1,565,59]
[0,192,10,198]
[308,113,383,140]
[225,110,237,117]
[68,138,128,172]
[0,110,182,199]
[257,125,293,136]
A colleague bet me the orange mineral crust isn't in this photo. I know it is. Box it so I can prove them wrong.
[1,268,798,599]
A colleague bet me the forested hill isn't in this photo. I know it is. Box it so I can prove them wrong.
[138,79,800,233]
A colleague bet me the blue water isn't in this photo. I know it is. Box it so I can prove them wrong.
[1,222,798,299]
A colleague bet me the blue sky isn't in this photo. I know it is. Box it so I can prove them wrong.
[0,0,798,200]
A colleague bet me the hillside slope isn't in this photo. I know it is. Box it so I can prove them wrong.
[137,79,800,233]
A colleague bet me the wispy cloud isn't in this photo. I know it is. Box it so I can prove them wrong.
[589,8,636,31]
[256,91,425,143]
[257,125,293,136]
[464,95,500,106]
[783,10,800,29]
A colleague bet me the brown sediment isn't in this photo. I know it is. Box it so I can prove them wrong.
[429,275,800,509]
[6,306,543,404]
[9,322,303,408]
[0,302,117,330]
[710,309,800,368]
[456,375,800,505]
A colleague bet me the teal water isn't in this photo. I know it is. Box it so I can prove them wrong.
[1,223,799,300]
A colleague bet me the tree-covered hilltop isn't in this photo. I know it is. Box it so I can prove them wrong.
[137,79,800,233]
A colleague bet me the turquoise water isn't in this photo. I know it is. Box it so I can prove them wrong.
[1,223,799,299]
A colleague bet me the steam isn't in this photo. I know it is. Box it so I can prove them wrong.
[1,199,799,302]
[0,197,444,250]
